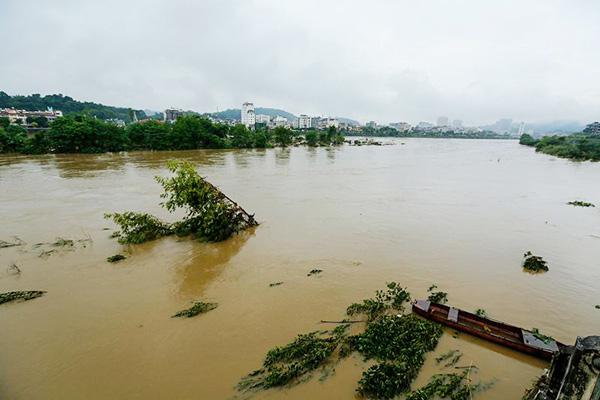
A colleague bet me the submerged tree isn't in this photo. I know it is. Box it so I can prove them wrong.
[106,160,257,244]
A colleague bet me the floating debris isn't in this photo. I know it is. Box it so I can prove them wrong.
[106,161,257,244]
[475,308,487,317]
[106,254,126,263]
[427,284,448,304]
[172,301,218,318]
[237,329,345,391]
[7,263,21,275]
[346,282,410,321]
[238,282,439,398]
[405,369,493,400]
[595,305,600,310]
[523,251,549,272]
[269,282,284,287]
[567,201,595,208]
[0,236,25,249]
[0,290,45,305]
[435,350,463,368]
[307,269,323,277]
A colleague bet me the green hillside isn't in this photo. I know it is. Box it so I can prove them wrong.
[0,91,146,122]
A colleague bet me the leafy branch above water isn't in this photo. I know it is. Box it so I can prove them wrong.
[105,160,257,244]
[523,251,549,273]
[0,290,46,305]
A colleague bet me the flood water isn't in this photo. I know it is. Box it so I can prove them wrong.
[1,138,600,400]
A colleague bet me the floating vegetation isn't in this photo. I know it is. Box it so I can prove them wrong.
[238,283,441,398]
[595,305,600,310]
[104,212,172,244]
[0,290,45,305]
[567,201,595,207]
[269,282,284,287]
[106,254,126,263]
[106,161,257,245]
[475,308,487,317]
[523,251,549,272]
[436,350,463,368]
[237,329,344,391]
[307,269,323,276]
[7,263,21,275]
[357,362,413,398]
[427,284,448,304]
[405,369,492,400]
[346,282,411,321]
[33,236,93,258]
[531,328,554,344]
[172,301,218,318]
[0,236,25,249]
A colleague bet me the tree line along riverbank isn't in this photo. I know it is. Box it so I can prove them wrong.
[0,114,344,154]
[519,132,600,162]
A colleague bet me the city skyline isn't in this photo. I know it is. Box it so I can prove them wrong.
[1,1,599,125]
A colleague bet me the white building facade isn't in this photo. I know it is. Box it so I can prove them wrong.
[241,102,255,128]
[297,114,311,129]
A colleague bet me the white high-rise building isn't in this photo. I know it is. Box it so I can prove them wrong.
[241,102,255,128]
[297,114,311,129]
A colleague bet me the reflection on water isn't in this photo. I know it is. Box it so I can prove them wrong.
[1,138,600,400]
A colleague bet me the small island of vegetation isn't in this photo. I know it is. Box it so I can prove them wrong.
[519,122,600,162]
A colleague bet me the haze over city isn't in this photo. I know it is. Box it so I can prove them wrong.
[1,0,599,125]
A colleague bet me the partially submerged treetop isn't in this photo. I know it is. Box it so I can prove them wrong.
[106,160,257,244]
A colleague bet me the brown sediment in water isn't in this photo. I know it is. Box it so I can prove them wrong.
[1,140,599,400]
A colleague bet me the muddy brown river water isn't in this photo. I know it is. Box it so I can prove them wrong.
[1,138,600,399]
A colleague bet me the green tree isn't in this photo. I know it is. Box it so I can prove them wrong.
[305,130,319,146]
[230,124,254,148]
[0,125,28,153]
[0,117,9,128]
[273,126,293,147]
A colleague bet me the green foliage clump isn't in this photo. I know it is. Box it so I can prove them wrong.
[521,133,600,162]
[346,282,411,321]
[523,251,549,272]
[269,282,284,287]
[238,284,442,399]
[107,254,126,263]
[405,369,491,400]
[172,301,218,318]
[519,133,538,146]
[156,160,257,242]
[237,329,345,390]
[358,362,414,399]
[475,308,487,317]
[106,161,257,245]
[0,290,46,305]
[104,212,172,244]
[354,315,443,398]
[427,284,448,304]
[567,201,595,207]
[307,268,323,276]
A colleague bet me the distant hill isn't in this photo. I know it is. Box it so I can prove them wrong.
[336,117,360,126]
[0,91,146,122]
[528,120,586,136]
[210,107,297,121]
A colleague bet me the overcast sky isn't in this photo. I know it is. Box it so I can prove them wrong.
[1,0,599,125]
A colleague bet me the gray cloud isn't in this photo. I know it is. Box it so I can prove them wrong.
[1,0,599,125]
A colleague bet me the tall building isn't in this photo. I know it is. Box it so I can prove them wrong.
[241,102,255,128]
[297,114,311,129]
[366,121,378,128]
[437,116,449,127]
[452,119,463,128]
[493,118,513,133]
